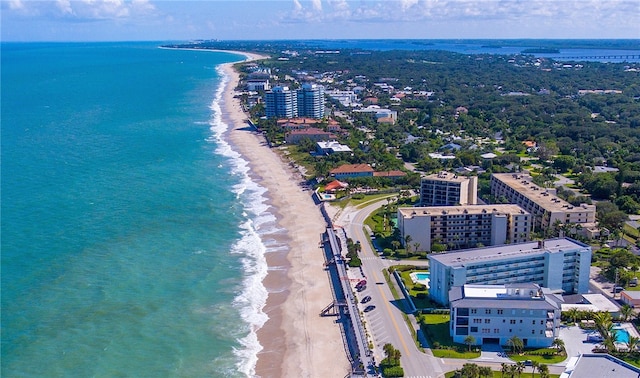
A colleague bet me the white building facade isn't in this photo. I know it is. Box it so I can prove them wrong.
[490,173,596,232]
[297,83,325,119]
[420,172,478,206]
[449,284,562,348]
[265,86,298,119]
[397,204,531,252]
[428,238,592,305]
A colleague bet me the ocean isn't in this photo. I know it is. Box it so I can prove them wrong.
[1,42,275,377]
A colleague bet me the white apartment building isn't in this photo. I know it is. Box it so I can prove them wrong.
[449,283,562,348]
[428,238,592,305]
[397,204,531,252]
[420,172,478,206]
[265,86,298,119]
[297,83,325,119]
[490,173,596,232]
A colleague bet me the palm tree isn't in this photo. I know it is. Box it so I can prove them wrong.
[405,234,413,254]
[538,364,549,378]
[507,335,523,354]
[621,304,634,322]
[501,362,508,378]
[461,363,480,378]
[530,361,539,378]
[464,335,476,352]
[478,366,492,378]
[565,307,580,325]
[552,338,565,354]
[515,361,525,378]
[626,335,640,352]
[391,240,401,251]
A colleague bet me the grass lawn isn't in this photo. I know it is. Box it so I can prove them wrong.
[624,223,640,239]
[420,314,481,359]
[509,349,566,364]
[621,354,640,368]
[398,270,440,309]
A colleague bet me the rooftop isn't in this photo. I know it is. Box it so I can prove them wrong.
[422,171,473,183]
[563,354,640,378]
[330,163,374,174]
[428,238,590,267]
[398,204,528,219]
[449,284,561,310]
[491,173,596,214]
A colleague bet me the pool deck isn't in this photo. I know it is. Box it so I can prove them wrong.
[409,271,430,289]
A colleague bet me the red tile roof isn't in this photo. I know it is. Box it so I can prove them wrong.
[330,164,374,174]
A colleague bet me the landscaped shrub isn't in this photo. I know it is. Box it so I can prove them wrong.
[382,366,404,377]
[414,283,427,291]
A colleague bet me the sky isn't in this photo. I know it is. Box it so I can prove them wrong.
[1,0,639,42]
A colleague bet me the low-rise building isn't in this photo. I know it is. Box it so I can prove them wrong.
[449,283,562,348]
[420,172,478,206]
[329,164,375,179]
[428,238,592,305]
[397,204,531,252]
[562,354,640,378]
[285,127,335,144]
[316,141,352,155]
[620,291,640,308]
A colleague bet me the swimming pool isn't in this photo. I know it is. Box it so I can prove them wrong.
[410,271,430,289]
[615,327,630,344]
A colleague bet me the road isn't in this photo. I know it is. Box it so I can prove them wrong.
[336,199,568,377]
[341,201,445,377]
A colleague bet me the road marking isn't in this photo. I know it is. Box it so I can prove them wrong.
[371,270,412,357]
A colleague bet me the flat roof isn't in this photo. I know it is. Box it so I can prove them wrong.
[450,284,559,310]
[491,173,595,214]
[566,354,640,378]
[622,290,640,299]
[422,171,471,183]
[582,294,620,312]
[428,238,589,267]
[398,204,528,218]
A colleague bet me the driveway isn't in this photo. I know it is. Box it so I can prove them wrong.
[559,325,600,364]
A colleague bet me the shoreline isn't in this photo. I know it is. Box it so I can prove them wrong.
[218,54,350,376]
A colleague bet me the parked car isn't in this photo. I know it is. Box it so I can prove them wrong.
[361,296,371,304]
[364,305,375,312]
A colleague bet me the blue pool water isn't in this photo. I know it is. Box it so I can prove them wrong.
[615,328,630,343]
[416,272,430,281]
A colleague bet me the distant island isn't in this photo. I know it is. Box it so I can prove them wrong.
[521,48,561,54]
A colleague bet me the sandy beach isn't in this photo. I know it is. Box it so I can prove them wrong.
[220,55,350,377]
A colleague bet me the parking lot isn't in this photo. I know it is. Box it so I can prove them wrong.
[559,325,603,362]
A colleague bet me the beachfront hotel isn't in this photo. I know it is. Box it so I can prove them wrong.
[419,172,478,206]
[397,204,531,252]
[490,173,596,233]
[428,238,592,305]
[449,283,562,348]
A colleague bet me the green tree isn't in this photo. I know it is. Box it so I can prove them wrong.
[478,366,492,378]
[507,335,523,354]
[621,304,634,322]
[464,335,476,352]
[515,361,525,378]
[552,338,565,354]
[627,335,640,352]
[461,363,480,378]
[530,361,540,378]
[538,364,549,378]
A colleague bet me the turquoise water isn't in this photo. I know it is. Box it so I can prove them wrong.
[416,272,430,281]
[1,42,275,377]
[615,328,631,343]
